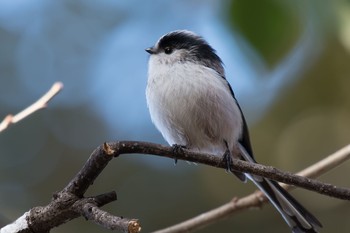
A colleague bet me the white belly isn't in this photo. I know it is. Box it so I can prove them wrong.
[146,61,242,156]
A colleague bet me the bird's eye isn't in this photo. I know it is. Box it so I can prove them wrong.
[164,47,173,54]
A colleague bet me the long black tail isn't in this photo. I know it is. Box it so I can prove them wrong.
[238,143,322,233]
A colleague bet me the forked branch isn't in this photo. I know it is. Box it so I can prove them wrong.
[1,141,350,233]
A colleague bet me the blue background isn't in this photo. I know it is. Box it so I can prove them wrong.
[1,0,350,232]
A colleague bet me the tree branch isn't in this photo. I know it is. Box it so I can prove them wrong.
[0,142,141,233]
[296,144,350,178]
[0,82,63,133]
[1,141,349,233]
[151,143,350,233]
[109,141,350,200]
[79,203,140,233]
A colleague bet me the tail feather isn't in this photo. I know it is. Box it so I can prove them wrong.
[238,144,322,233]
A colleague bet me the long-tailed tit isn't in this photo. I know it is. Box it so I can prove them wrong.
[145,30,322,233]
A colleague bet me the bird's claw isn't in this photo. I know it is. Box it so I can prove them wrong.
[223,149,233,172]
[172,144,187,165]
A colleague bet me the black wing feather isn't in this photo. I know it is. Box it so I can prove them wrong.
[225,80,255,161]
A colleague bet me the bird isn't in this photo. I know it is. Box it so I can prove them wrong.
[145,30,322,233]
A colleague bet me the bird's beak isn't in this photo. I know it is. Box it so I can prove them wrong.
[145,47,156,54]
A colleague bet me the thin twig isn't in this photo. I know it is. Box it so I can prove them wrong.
[297,144,350,178]
[279,144,350,191]
[0,82,63,132]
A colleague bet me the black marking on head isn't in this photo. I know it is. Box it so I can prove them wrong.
[156,30,225,77]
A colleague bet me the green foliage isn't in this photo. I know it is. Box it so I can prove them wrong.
[229,0,301,67]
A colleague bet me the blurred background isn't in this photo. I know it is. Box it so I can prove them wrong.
[0,0,350,232]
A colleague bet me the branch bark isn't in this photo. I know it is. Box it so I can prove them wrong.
[152,144,350,233]
[0,142,142,233]
[1,141,349,233]
[110,141,350,200]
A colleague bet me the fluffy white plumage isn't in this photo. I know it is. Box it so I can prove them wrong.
[147,52,242,155]
[145,30,322,233]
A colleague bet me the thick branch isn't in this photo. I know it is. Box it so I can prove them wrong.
[0,143,140,233]
[2,141,349,233]
[63,145,114,197]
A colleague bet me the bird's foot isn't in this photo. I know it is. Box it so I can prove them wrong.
[223,149,233,173]
[223,149,247,182]
[171,144,187,165]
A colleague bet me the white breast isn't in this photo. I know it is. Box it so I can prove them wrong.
[146,57,243,156]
